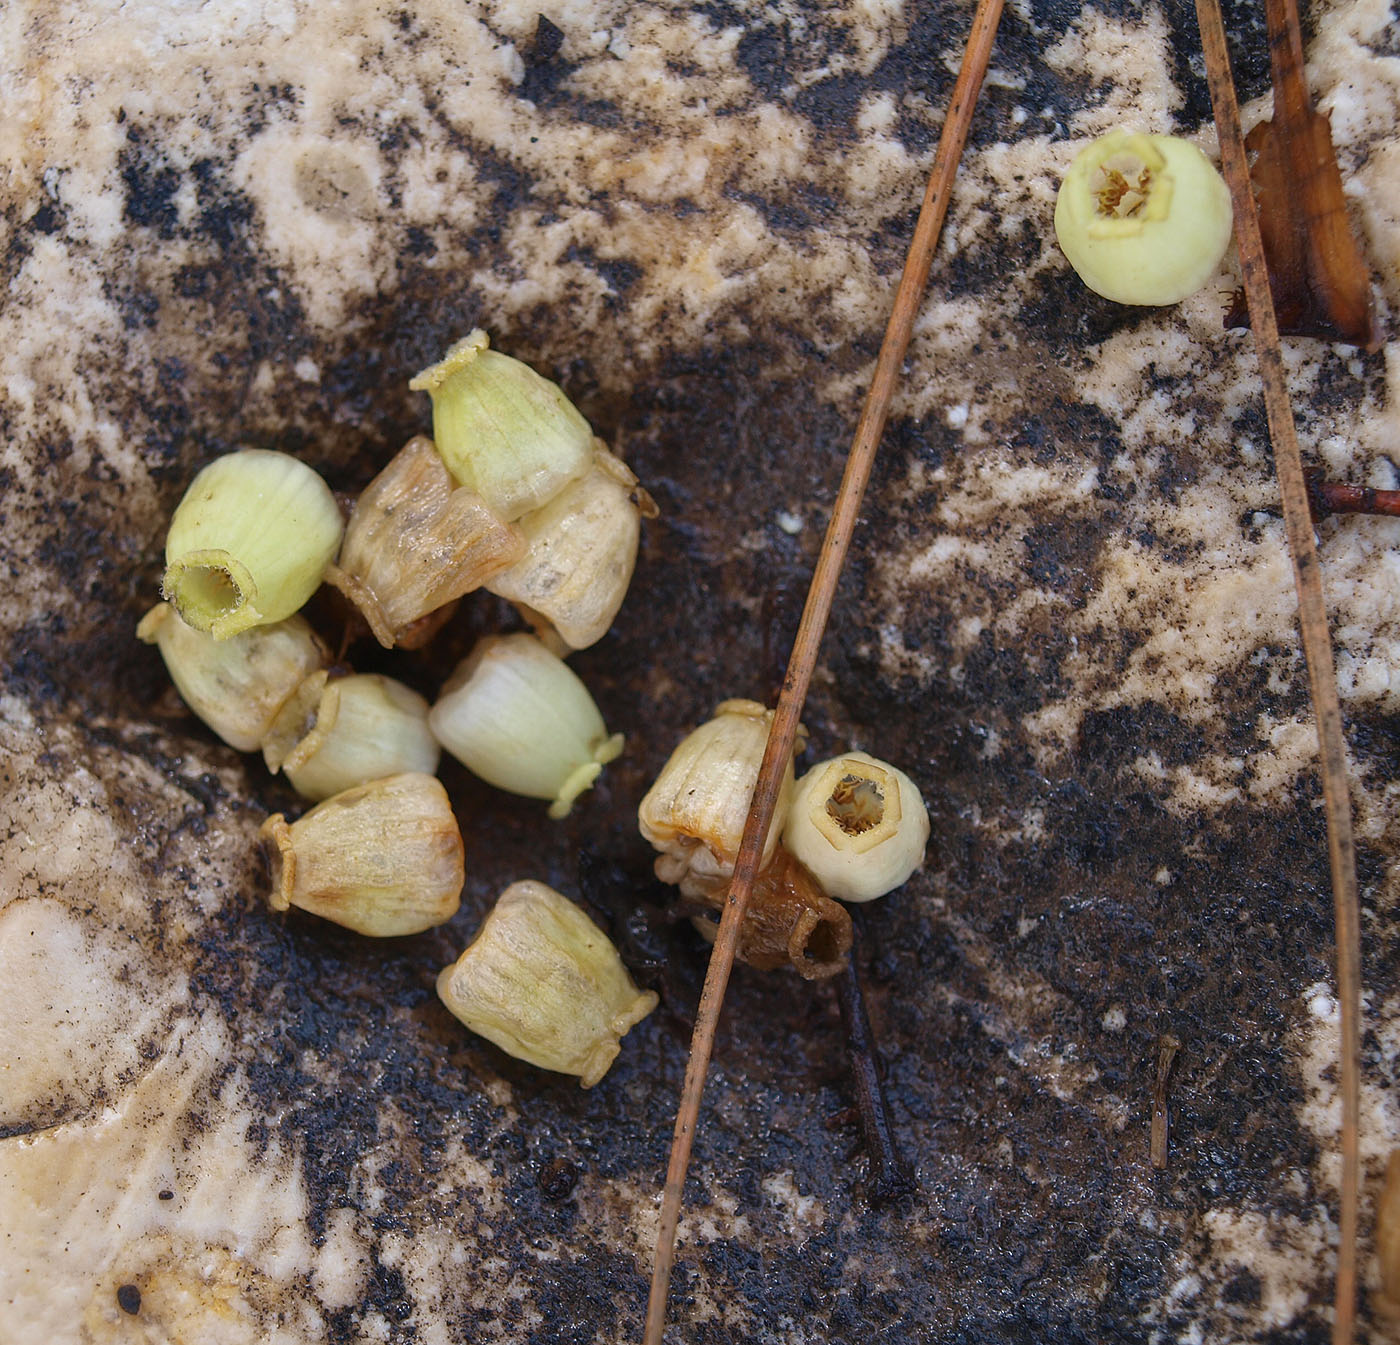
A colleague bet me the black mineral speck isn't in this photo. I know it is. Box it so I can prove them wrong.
[1222,1267,1263,1306]
[119,124,181,239]
[532,14,566,62]
[116,1284,142,1315]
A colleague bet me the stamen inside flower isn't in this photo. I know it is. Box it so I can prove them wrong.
[1091,151,1153,218]
[826,775,885,835]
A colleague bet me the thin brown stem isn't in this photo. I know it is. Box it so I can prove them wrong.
[640,0,1006,1336]
[1306,469,1400,521]
[1194,2,1362,1341]
[835,927,915,1204]
[1150,1034,1181,1171]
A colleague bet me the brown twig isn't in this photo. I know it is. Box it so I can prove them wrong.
[835,926,915,1204]
[1193,2,1363,1340]
[1150,1034,1181,1171]
[640,0,1006,1336]
[1305,468,1400,521]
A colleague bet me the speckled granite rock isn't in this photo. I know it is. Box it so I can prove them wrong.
[2,0,1399,1341]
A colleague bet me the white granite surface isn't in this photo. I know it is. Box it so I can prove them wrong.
[3,0,1399,1340]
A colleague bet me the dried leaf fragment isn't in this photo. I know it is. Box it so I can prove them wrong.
[1223,0,1379,347]
[1377,1149,1400,1315]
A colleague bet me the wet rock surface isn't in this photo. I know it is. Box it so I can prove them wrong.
[2,0,1399,1340]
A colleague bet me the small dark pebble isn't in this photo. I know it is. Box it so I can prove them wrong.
[116,1284,142,1315]
[538,1157,579,1201]
[157,1189,174,1201]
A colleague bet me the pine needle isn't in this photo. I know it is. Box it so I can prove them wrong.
[1192,1,1363,1338]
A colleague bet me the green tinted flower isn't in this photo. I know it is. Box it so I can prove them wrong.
[429,633,623,818]
[1054,129,1232,305]
[162,450,342,639]
[262,671,440,802]
[409,331,593,521]
[136,601,328,752]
